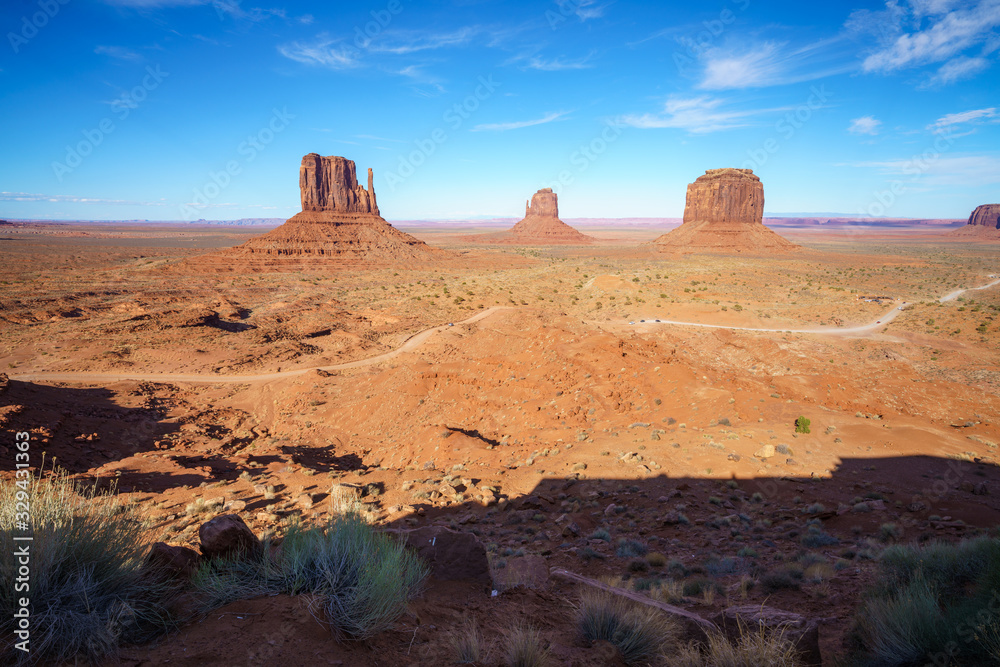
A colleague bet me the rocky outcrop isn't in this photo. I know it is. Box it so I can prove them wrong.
[525,188,558,219]
[465,188,596,245]
[683,168,763,226]
[968,204,1000,229]
[396,526,492,590]
[951,204,1000,238]
[653,168,798,253]
[300,153,379,215]
[186,154,450,269]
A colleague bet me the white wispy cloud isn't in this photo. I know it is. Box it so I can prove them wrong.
[926,107,998,135]
[277,37,359,69]
[923,55,991,86]
[0,192,166,205]
[524,52,595,71]
[368,27,482,55]
[94,45,143,62]
[621,96,788,133]
[471,111,570,132]
[851,0,1000,81]
[848,115,882,135]
[697,39,856,90]
[555,0,608,21]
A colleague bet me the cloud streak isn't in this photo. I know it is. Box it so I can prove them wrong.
[471,111,570,132]
[621,96,788,133]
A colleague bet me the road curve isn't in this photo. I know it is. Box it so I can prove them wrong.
[10,279,998,386]
[10,306,512,385]
[607,277,1000,335]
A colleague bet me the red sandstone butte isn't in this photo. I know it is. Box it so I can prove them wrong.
[466,188,596,245]
[195,154,447,269]
[653,168,798,253]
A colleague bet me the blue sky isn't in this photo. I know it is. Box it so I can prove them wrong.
[1,0,998,221]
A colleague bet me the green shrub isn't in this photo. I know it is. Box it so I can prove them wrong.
[794,416,811,434]
[193,513,427,639]
[577,587,679,666]
[849,536,1000,665]
[0,473,178,665]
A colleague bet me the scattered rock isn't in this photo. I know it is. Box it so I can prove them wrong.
[199,514,262,561]
[754,444,776,459]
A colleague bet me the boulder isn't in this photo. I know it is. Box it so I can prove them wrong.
[0,373,7,395]
[396,525,491,589]
[709,605,822,667]
[199,514,262,560]
[143,542,201,582]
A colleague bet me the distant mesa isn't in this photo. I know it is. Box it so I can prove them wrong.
[465,188,596,245]
[950,204,1000,238]
[192,154,447,269]
[652,168,799,253]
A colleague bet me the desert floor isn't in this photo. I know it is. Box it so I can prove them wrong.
[2,221,999,665]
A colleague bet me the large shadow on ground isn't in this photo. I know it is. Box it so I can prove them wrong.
[0,379,190,488]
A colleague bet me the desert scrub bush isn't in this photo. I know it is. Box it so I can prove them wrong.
[451,617,486,664]
[673,623,803,666]
[192,512,427,639]
[760,566,803,593]
[800,525,839,548]
[503,621,549,667]
[0,473,178,665]
[794,416,811,434]
[616,538,648,559]
[848,536,1000,665]
[576,587,679,666]
[590,527,611,542]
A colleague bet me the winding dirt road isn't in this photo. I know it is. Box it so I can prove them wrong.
[10,279,998,386]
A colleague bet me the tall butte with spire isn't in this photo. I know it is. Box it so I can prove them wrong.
[201,153,446,268]
[466,188,596,245]
[653,168,798,253]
